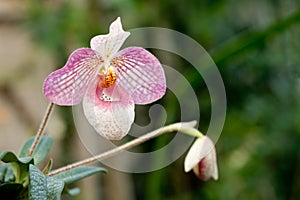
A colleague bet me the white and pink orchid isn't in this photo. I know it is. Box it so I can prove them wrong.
[43,17,166,140]
[184,136,218,181]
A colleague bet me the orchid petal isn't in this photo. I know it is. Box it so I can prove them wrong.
[193,147,219,181]
[43,48,100,105]
[184,136,218,180]
[83,81,134,140]
[113,47,166,104]
[90,17,130,60]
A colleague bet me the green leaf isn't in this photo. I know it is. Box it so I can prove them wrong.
[19,136,53,165]
[52,166,107,184]
[0,182,24,199]
[0,151,33,183]
[0,151,32,164]
[29,165,64,200]
[42,159,53,175]
[0,163,15,182]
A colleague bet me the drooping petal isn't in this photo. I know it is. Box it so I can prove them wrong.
[90,17,130,61]
[112,47,166,104]
[43,48,100,105]
[83,80,135,140]
[192,147,218,181]
[184,136,218,180]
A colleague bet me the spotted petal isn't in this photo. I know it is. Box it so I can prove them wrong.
[43,48,100,105]
[83,81,134,140]
[113,47,166,104]
[90,17,130,60]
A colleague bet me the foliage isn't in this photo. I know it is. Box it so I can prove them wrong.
[0,136,106,199]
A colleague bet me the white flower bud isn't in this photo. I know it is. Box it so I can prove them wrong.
[184,136,218,181]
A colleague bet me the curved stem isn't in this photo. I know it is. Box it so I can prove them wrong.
[180,127,204,138]
[48,120,197,177]
[28,102,54,156]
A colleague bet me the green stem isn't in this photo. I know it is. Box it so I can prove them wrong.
[48,120,197,177]
[181,127,204,138]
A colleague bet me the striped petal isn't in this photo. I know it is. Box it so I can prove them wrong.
[113,47,166,104]
[43,48,100,105]
[90,17,130,61]
[83,80,134,140]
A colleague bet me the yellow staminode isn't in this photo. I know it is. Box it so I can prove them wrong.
[102,68,117,88]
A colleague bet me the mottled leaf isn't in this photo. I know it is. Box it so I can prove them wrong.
[0,151,33,183]
[52,166,106,184]
[19,136,53,165]
[29,165,64,200]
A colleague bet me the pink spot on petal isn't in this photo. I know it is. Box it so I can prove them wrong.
[83,80,134,140]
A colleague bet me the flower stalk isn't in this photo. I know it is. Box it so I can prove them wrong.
[48,120,197,177]
[180,127,204,138]
[28,102,54,156]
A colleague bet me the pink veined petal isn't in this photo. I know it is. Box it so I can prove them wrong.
[83,80,135,140]
[112,47,166,104]
[90,17,130,60]
[43,48,100,105]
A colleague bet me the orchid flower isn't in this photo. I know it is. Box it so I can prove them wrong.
[43,17,166,140]
[184,136,218,181]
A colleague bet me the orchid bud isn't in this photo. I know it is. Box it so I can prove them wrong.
[184,136,218,181]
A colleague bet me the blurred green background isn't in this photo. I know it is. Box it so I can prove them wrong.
[1,0,300,199]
